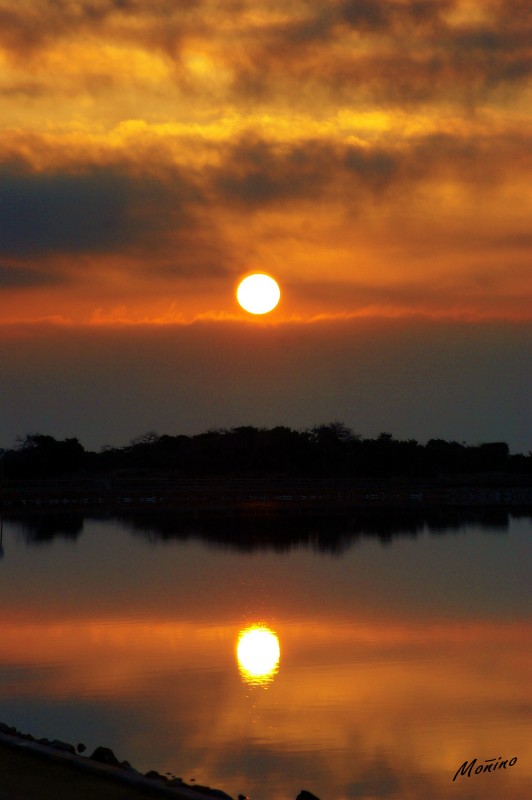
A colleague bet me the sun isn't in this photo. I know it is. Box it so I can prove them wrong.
[236,273,280,315]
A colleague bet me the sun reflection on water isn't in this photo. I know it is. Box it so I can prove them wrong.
[236,625,280,686]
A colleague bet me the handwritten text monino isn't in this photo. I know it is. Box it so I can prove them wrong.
[453,756,517,781]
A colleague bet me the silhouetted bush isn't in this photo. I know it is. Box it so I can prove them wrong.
[1,425,530,481]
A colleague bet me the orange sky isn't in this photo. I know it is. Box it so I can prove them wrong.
[0,1,531,451]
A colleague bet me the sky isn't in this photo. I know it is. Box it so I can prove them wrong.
[0,0,531,452]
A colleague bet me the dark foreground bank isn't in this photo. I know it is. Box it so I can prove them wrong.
[0,723,321,800]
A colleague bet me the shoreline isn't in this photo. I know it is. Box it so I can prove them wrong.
[0,722,234,800]
[1,476,532,514]
[0,723,322,800]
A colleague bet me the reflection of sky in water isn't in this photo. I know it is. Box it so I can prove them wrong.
[0,513,531,800]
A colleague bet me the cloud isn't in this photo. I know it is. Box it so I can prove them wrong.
[0,163,133,256]
[212,137,330,206]
[0,0,529,141]
[211,136,404,209]
[0,0,530,322]
[0,263,61,288]
[227,0,532,108]
[2,0,530,106]
[0,159,232,279]
[210,128,531,210]
[0,0,206,60]
[1,121,529,316]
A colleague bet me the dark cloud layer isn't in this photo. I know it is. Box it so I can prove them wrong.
[0,0,201,59]
[0,263,60,287]
[225,0,532,107]
[212,130,529,207]
[0,164,134,256]
[0,160,232,277]
[1,126,529,280]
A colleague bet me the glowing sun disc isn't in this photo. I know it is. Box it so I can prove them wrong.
[236,273,280,315]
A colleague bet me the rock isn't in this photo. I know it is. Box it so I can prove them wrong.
[145,770,168,782]
[190,786,235,800]
[0,724,17,736]
[50,739,76,754]
[89,746,122,767]
[296,792,322,800]
[76,742,86,753]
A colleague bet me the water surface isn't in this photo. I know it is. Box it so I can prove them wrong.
[0,511,530,799]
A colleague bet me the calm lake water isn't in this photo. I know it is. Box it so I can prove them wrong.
[0,510,530,800]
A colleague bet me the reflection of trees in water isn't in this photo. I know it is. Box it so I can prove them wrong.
[3,508,519,554]
[117,508,513,555]
[6,513,84,544]
[121,513,358,555]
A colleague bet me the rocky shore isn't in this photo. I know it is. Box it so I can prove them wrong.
[0,722,321,800]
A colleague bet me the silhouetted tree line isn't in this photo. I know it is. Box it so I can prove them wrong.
[1,423,531,481]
